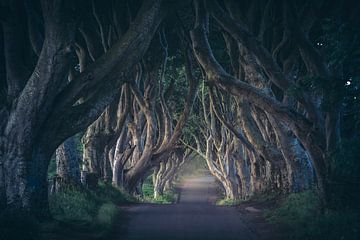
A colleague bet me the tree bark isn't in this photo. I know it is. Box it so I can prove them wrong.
[55,136,81,187]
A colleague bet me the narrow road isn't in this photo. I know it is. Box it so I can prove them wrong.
[119,176,262,240]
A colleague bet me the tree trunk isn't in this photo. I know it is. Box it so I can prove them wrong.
[55,137,81,186]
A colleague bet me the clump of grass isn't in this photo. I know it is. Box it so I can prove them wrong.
[141,178,178,204]
[266,190,360,240]
[216,198,242,206]
[91,182,136,205]
[142,181,154,199]
[49,182,136,233]
[96,202,118,228]
[265,190,319,224]
[49,187,97,222]
[153,190,178,204]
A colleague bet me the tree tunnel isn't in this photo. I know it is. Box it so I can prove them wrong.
[0,0,359,221]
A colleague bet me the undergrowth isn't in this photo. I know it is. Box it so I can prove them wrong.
[0,182,135,240]
[49,182,135,224]
[142,178,178,204]
[216,198,242,206]
[265,190,360,240]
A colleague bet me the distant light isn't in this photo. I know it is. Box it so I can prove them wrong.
[354,97,357,100]
[345,81,351,86]
[316,42,324,46]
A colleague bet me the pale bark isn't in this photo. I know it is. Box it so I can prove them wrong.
[190,4,328,200]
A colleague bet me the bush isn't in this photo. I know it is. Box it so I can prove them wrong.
[141,178,178,204]
[266,190,319,224]
[49,187,97,222]
[216,198,242,206]
[49,182,135,224]
[153,190,178,204]
[90,182,136,205]
[96,202,118,228]
[266,190,360,240]
[142,180,154,199]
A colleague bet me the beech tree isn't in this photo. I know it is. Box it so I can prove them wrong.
[0,0,167,216]
[0,0,358,218]
[189,0,359,204]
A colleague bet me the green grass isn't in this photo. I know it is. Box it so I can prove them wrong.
[0,183,133,240]
[216,198,243,206]
[43,182,136,239]
[49,187,97,222]
[96,202,118,228]
[141,178,178,204]
[265,190,360,240]
[91,181,136,205]
[49,183,135,223]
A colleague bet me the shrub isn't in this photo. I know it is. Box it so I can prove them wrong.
[91,182,136,205]
[49,187,97,222]
[141,177,178,204]
[265,190,319,224]
[49,182,135,223]
[216,198,242,206]
[142,180,154,199]
[96,202,119,228]
[266,190,360,240]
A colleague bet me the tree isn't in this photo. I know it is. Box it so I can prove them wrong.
[0,0,166,216]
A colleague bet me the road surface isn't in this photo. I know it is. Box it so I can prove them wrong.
[119,176,263,240]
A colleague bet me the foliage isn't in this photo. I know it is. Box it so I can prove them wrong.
[141,177,178,204]
[216,198,242,206]
[142,179,155,199]
[329,138,360,210]
[286,19,360,114]
[49,182,135,228]
[266,190,360,240]
[96,203,119,229]
[91,181,136,205]
[265,191,319,224]
[49,187,97,222]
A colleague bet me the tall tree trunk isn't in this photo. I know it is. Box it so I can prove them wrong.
[55,137,81,186]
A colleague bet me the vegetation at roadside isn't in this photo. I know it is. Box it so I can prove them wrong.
[265,190,360,240]
[0,183,136,240]
[50,182,135,222]
[142,177,178,204]
[216,198,242,206]
[263,136,360,240]
[47,182,135,239]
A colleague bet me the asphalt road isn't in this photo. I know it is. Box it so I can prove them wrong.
[120,176,261,240]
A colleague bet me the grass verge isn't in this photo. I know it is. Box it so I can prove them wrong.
[45,182,135,239]
[265,190,360,240]
[0,182,135,240]
[216,198,243,206]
